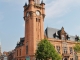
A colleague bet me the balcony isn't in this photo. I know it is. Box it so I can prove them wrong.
[62,53,70,57]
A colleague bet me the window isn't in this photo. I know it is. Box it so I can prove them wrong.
[63,47,67,54]
[56,46,60,53]
[70,58,73,60]
[17,50,18,56]
[66,34,70,40]
[36,18,37,22]
[55,32,59,39]
[20,49,21,56]
[70,47,73,54]
[26,42,28,54]
[36,18,40,22]
[61,35,65,40]
[36,41,39,49]
[75,56,78,60]
[26,45,28,54]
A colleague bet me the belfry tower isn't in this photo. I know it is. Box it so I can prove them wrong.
[23,0,45,59]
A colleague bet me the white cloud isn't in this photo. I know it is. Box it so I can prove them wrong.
[45,0,80,18]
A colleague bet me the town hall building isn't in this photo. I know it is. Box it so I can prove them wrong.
[14,0,80,60]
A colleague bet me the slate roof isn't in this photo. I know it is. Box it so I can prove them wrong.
[45,27,59,38]
[16,37,25,48]
[45,27,76,41]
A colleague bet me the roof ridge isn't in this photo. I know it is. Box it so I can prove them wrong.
[47,27,60,30]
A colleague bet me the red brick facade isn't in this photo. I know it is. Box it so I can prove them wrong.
[15,0,45,60]
[12,0,80,60]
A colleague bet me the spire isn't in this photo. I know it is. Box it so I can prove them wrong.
[61,26,64,30]
[41,0,45,5]
[28,0,34,5]
[38,0,40,4]
[29,0,34,2]
[24,2,27,6]
[61,26,64,33]
[41,0,43,3]
[34,0,40,4]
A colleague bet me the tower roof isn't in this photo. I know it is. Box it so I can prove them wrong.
[24,2,27,6]
[29,0,34,1]
[41,0,43,3]
[45,27,76,41]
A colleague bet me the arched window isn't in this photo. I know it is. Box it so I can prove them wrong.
[70,47,73,54]
[61,35,65,40]
[26,43,28,54]
[17,50,18,56]
[56,46,60,53]
[20,49,21,56]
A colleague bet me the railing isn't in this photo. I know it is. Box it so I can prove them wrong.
[62,53,70,57]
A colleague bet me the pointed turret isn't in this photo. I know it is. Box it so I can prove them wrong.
[41,0,45,5]
[61,26,64,30]
[23,2,28,10]
[41,0,43,4]
[25,2,27,6]
[41,0,45,19]
[23,2,28,7]
[29,0,34,5]
[34,0,40,4]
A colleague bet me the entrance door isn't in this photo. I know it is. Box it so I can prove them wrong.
[64,58,67,60]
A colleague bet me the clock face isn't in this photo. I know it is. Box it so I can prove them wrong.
[36,11,40,16]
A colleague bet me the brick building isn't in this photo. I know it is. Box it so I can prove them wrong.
[14,0,80,60]
[7,50,16,60]
[3,50,16,60]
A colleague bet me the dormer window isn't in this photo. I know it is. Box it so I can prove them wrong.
[75,35,79,41]
[61,35,65,40]
[66,34,70,40]
[56,32,58,36]
[55,32,59,39]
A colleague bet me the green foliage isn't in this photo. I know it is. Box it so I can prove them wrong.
[78,38,80,42]
[73,44,80,53]
[35,39,62,60]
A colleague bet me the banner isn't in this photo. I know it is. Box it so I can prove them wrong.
[26,56,30,60]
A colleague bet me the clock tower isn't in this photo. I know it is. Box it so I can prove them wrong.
[23,0,45,59]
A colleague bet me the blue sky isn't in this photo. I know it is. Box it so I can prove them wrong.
[0,0,80,52]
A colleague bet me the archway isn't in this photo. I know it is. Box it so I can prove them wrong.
[64,58,67,60]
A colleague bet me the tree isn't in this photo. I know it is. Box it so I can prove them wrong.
[78,37,80,42]
[73,44,80,53]
[73,44,80,60]
[35,39,62,60]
